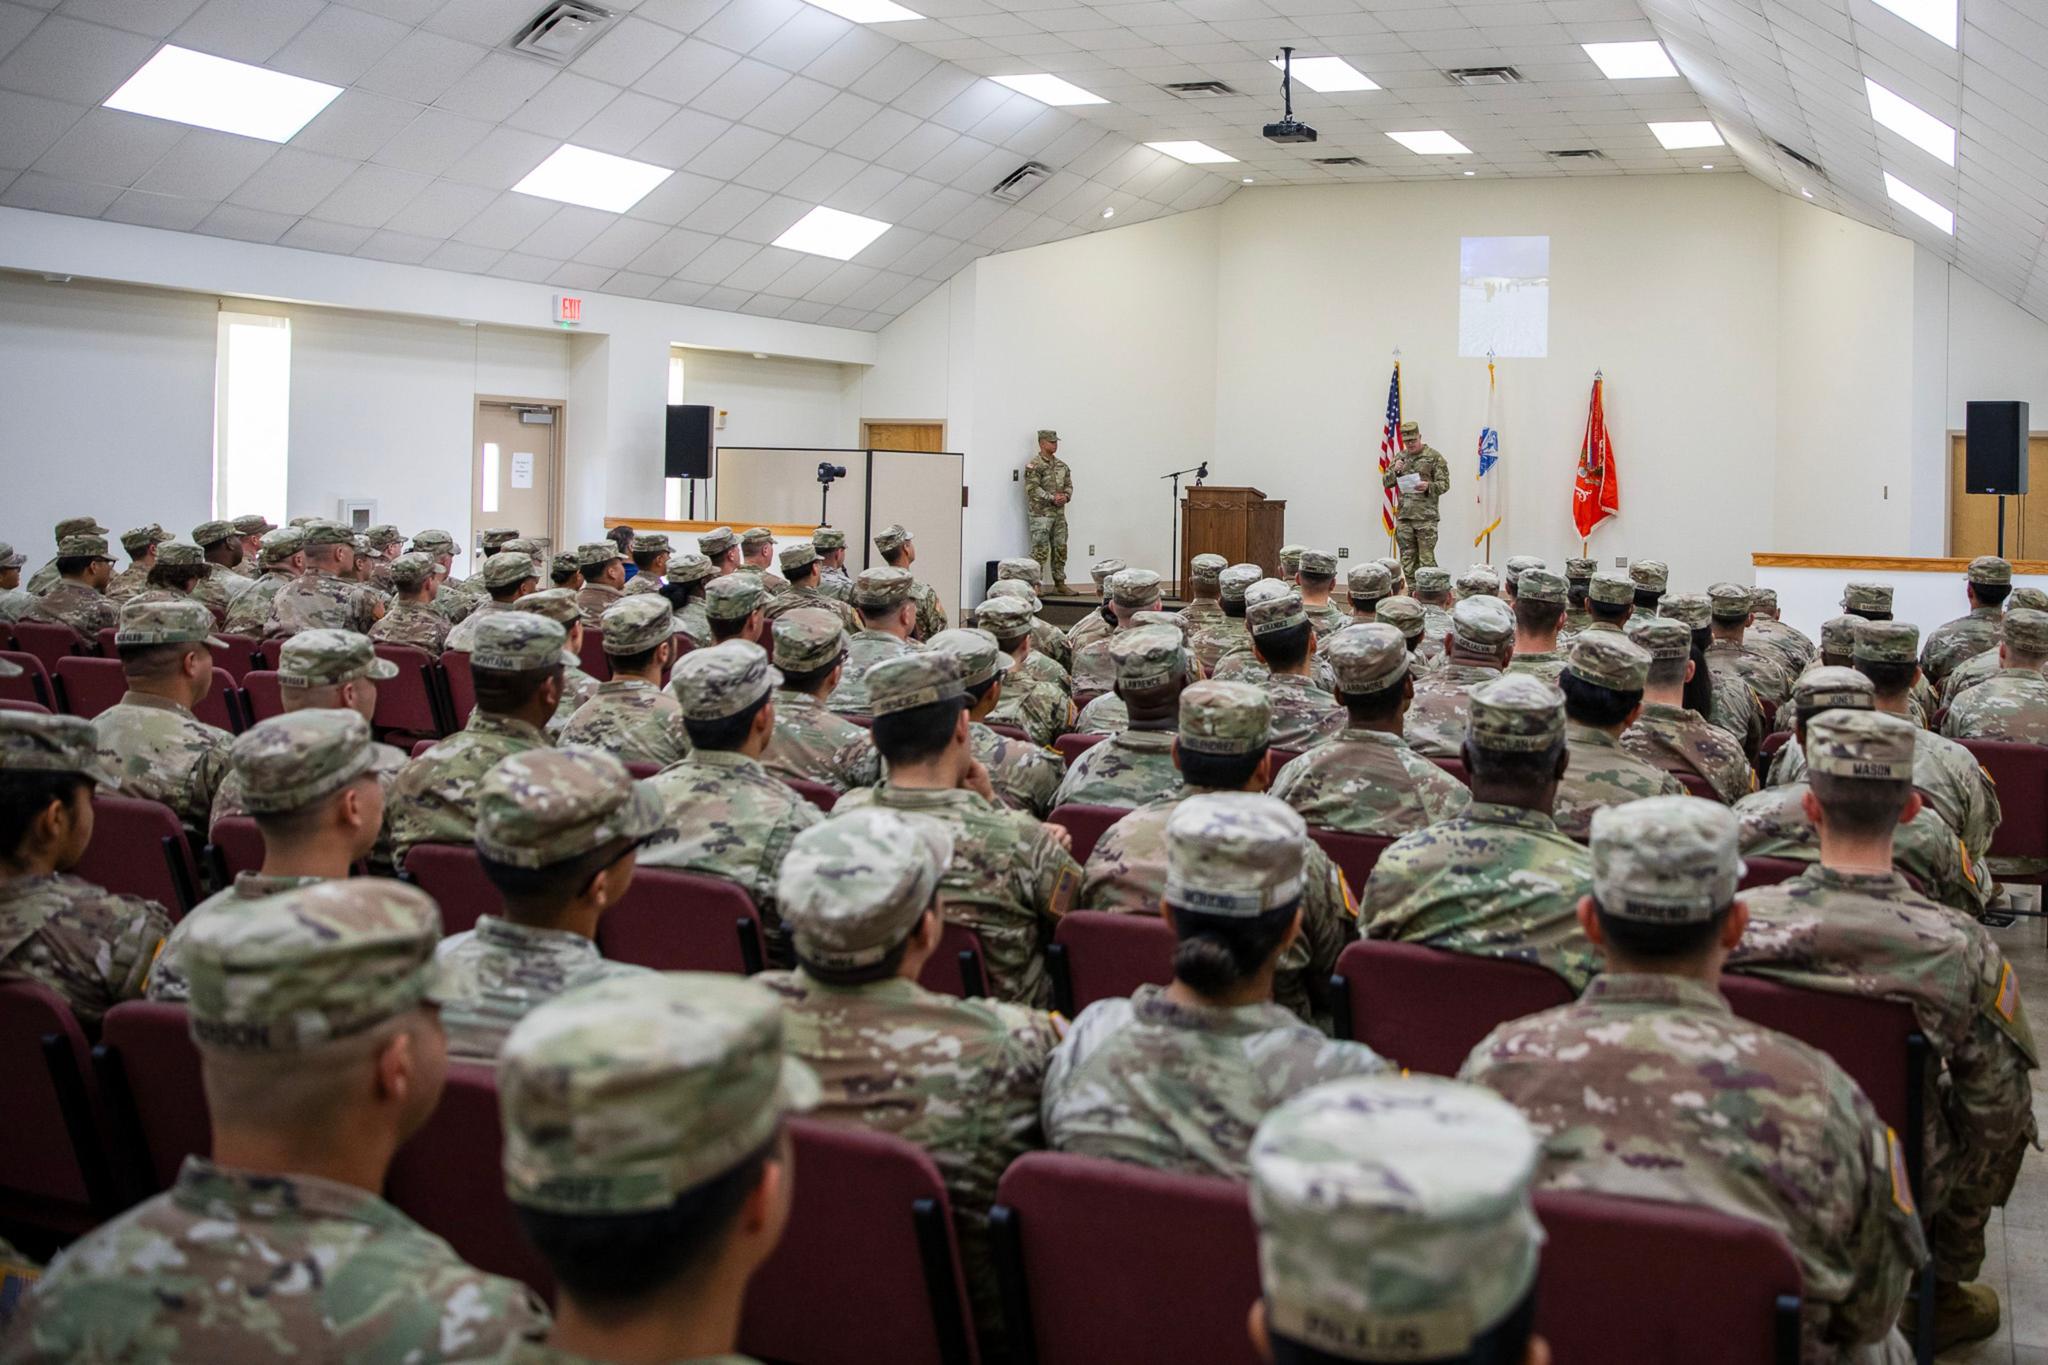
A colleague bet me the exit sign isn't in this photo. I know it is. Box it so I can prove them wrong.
[553,295,582,327]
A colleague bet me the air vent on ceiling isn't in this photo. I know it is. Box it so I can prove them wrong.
[511,1,615,64]
[1313,156,1367,166]
[1163,80,1239,98]
[1769,138,1827,179]
[1547,148,1607,161]
[990,161,1053,204]
[1448,66,1523,86]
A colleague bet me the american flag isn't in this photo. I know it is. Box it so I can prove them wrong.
[1378,361,1402,536]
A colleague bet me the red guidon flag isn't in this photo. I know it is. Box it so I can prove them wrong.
[1572,374,1619,541]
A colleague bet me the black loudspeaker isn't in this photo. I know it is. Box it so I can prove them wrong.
[665,404,714,480]
[1966,401,2029,495]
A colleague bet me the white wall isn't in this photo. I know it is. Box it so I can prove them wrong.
[680,348,862,522]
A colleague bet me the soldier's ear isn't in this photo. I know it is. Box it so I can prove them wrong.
[1575,895,1604,945]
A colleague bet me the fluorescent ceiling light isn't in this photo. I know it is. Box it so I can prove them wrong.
[1146,140,1237,164]
[1581,41,1678,80]
[1869,0,1957,47]
[799,0,923,20]
[1884,171,1954,234]
[774,205,892,260]
[990,73,1106,106]
[1270,55,1378,93]
[513,144,673,213]
[1647,119,1723,150]
[1387,130,1471,155]
[1865,77,1956,165]
[103,44,340,143]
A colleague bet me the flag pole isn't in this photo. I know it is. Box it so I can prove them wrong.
[1387,346,1402,556]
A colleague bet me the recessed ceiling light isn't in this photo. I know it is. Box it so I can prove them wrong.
[1581,41,1678,80]
[1101,206,1115,219]
[1146,140,1237,164]
[514,144,672,212]
[1269,55,1378,93]
[1865,78,1956,166]
[1884,171,1954,234]
[990,73,1106,106]
[103,44,341,142]
[1463,170,1476,176]
[1387,130,1471,155]
[1801,187,1814,198]
[1869,0,1957,47]
[774,205,892,260]
[1648,120,1723,150]
[1701,162,1714,169]
[799,0,922,21]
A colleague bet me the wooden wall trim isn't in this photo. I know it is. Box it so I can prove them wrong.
[1754,552,2048,573]
[604,517,820,537]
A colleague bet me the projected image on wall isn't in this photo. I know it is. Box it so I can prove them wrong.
[1459,236,1550,358]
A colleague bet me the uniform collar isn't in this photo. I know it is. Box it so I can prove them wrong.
[475,914,604,957]
[465,711,550,743]
[1565,721,1622,749]
[1130,983,1301,1034]
[875,784,990,812]
[1112,727,1177,751]
[170,1156,416,1232]
[688,748,766,774]
[117,690,197,718]
[1795,862,1913,895]
[231,871,326,898]
[1338,726,1409,749]
[1463,801,1563,835]
[1581,973,1729,1014]
[1636,701,1694,723]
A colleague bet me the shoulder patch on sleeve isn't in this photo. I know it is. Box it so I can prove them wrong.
[1883,1126,1915,1218]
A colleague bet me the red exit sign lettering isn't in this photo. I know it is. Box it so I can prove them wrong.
[553,295,582,326]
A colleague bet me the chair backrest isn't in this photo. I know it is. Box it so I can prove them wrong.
[195,669,241,733]
[1673,768,1722,801]
[991,1151,1260,1365]
[916,920,989,999]
[1048,911,1175,1017]
[1739,855,1810,889]
[0,650,56,708]
[576,626,611,682]
[1533,1189,1801,1365]
[13,620,93,675]
[97,626,120,657]
[784,776,840,812]
[1053,732,1105,767]
[0,697,50,714]
[410,736,440,758]
[1329,939,1576,1075]
[241,669,284,724]
[73,794,200,915]
[1958,738,2048,861]
[595,867,766,975]
[986,721,1031,744]
[257,637,284,670]
[739,1119,979,1365]
[209,634,257,682]
[1046,803,1126,865]
[206,815,266,883]
[441,650,477,727]
[1760,729,1792,757]
[1430,754,1469,784]
[401,844,502,935]
[96,1000,209,1197]
[0,981,111,1235]
[370,642,445,737]
[1306,828,1394,893]
[53,656,127,719]
[624,761,661,779]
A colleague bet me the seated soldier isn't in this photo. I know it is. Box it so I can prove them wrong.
[152,711,385,1002]
[762,808,1062,1348]
[1730,709,2035,1352]
[662,552,715,646]
[766,541,859,631]
[22,530,118,640]
[1296,550,1346,639]
[705,575,770,649]
[929,627,1063,817]
[1412,567,1455,649]
[365,551,446,654]
[21,515,104,597]
[977,595,1071,745]
[548,551,581,591]
[761,609,880,793]
[92,599,231,834]
[443,551,540,653]
[985,580,1073,690]
[1070,569,1165,703]
[625,532,671,594]
[1629,558,1668,614]
[1551,632,1684,839]
[1248,1075,1552,1365]
[1065,556,1124,655]
[1052,625,1187,809]
[813,526,854,600]
[6,880,550,1362]
[1047,792,1387,1177]
[1503,568,1569,684]
[573,540,626,629]
[1662,591,1766,757]
[497,973,810,1365]
[435,748,657,1061]
[387,614,562,864]
[828,567,920,716]
[126,541,216,621]
[1923,555,2014,686]
[1938,585,2048,706]
[224,527,307,635]
[1839,581,1943,727]
[1247,585,1345,751]
[1577,570,1634,636]
[1403,595,1514,757]
[1704,583,1793,708]
[1364,674,1596,990]
[1748,585,1818,679]
[1943,605,2048,746]
[738,527,788,594]
[1374,594,1430,665]
[515,588,601,738]
[698,526,740,578]
[105,524,168,605]
[263,520,383,638]
[1178,553,1227,630]
[1334,560,1392,633]
[1462,797,1924,1363]
[874,522,944,639]
[188,520,250,625]
[1193,562,1260,676]
[1270,623,1470,835]
[557,595,689,768]
[357,524,402,592]
[1620,616,1755,804]
[0,714,170,1026]
[639,640,821,966]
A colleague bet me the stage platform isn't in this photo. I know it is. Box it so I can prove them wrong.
[1031,590,1186,627]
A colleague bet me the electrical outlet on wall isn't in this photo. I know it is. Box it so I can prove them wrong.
[1012,469,1020,480]
[1614,557,1629,568]
[1338,546,1349,558]
[1088,544,1096,554]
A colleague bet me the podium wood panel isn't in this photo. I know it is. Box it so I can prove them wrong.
[1182,486,1285,587]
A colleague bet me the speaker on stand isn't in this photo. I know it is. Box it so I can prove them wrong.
[1967,401,2030,558]
[666,404,715,518]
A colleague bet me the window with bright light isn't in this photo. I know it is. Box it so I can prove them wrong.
[214,311,290,521]
[1459,237,1549,359]
[665,352,686,520]
[481,442,501,515]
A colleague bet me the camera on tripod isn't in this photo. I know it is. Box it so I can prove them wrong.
[817,462,847,484]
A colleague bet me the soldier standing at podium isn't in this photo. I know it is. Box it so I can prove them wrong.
[1024,429,1073,594]
[1383,419,1450,579]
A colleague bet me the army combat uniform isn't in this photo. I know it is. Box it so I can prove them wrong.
[89,601,233,832]
[1049,626,1185,810]
[1382,421,1451,578]
[556,596,691,769]
[1401,594,1515,757]
[1941,607,2048,747]
[1923,558,2014,685]
[828,568,920,716]
[1023,431,1073,589]
[1618,618,1756,805]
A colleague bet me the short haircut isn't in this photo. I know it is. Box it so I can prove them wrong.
[551,566,579,586]
[881,546,908,566]
[785,563,817,588]
[1168,900,1297,995]
[1340,682,1405,725]
[473,664,562,715]
[1252,621,1312,671]
[1845,608,1892,623]
[1588,599,1631,624]
[632,551,663,572]
[1222,600,1246,620]
[1595,903,1731,962]
[1513,598,1564,635]
[1178,745,1266,791]
[1351,595,1383,616]
[1810,769,1914,840]
[1465,737,1566,790]
[1559,671,1641,729]
[489,581,531,604]
[56,556,100,577]
[1977,582,2013,607]
[117,640,204,681]
[1646,654,1690,689]
[858,602,905,628]
[0,770,91,861]
[1632,588,1662,611]
[147,564,205,592]
[987,631,1028,652]
[609,644,661,675]
[709,614,755,644]
[1298,571,1335,590]
[249,778,372,843]
[606,526,635,551]
[480,838,636,918]
[1270,1285,1539,1365]
[871,697,966,765]
[1855,659,1917,697]
[779,659,838,695]
[682,692,770,752]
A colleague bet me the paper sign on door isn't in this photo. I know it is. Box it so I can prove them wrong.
[511,452,534,489]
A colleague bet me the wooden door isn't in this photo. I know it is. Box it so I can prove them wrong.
[1947,433,2048,558]
[472,400,560,571]
[862,421,945,452]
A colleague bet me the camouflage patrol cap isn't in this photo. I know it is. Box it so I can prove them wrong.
[998,557,1040,581]
[1090,556,1126,587]
[191,519,234,548]
[301,520,355,548]
[259,527,306,566]
[1248,586,1309,638]
[868,652,965,718]
[1375,556,1403,579]
[229,711,375,814]
[986,580,1043,612]
[975,595,1034,639]
[1515,568,1567,605]
[1167,792,1306,915]
[1751,587,1779,611]
[2010,587,2048,612]
[1399,420,1420,437]
[577,541,622,571]
[925,628,1013,690]
[1251,1075,1542,1364]
[812,527,846,551]
[1969,555,2013,586]
[1220,563,1262,604]
[1706,582,1752,620]
[1505,554,1545,580]
[1454,565,1500,598]
[741,527,774,548]
[1586,571,1633,606]
[471,613,567,673]
[1132,610,1187,636]
[1346,562,1393,601]
[2003,607,2048,654]
[1467,674,1565,753]
[388,552,434,588]
[1298,550,1338,578]
[772,608,848,673]
[872,523,913,555]
[479,529,521,551]
[55,516,108,539]
[1660,593,1710,630]
[705,574,768,622]
[232,514,279,538]
[1179,679,1270,755]
[1110,625,1185,689]
[779,808,954,969]
[57,534,111,559]
[1192,553,1228,585]
[155,540,205,568]
[506,537,542,559]
[500,973,819,1214]
[116,597,223,647]
[1590,796,1742,923]
[481,551,538,590]
[666,552,714,585]
[1627,616,1692,662]
[601,595,675,655]
[550,552,580,579]
[1326,624,1409,695]
[410,529,456,554]
[183,878,453,1053]
[1628,559,1669,593]
[1807,708,1914,781]
[1413,567,1452,595]
[120,524,170,555]
[1564,557,1597,579]
[475,748,663,870]
[513,589,579,628]
[1278,545,1306,575]
[288,516,320,528]
[0,543,22,570]
[1818,615,1858,656]
[279,629,399,688]
[1842,581,1893,613]
[853,566,914,610]
[630,533,671,556]
[353,534,374,557]
[1793,665,1874,713]
[1375,596,1426,638]
[0,712,117,783]
[1852,619,1919,664]
[362,524,401,549]
[778,542,818,573]
[1450,595,1514,649]
[1109,569,1164,609]
[673,640,781,720]
[1566,631,1651,693]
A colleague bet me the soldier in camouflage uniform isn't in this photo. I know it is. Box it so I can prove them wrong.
[1375,594,1430,666]
[1248,583,1345,750]
[875,522,946,640]
[762,808,1062,1345]
[1729,710,2033,1349]
[975,595,1071,746]
[1053,625,1186,809]
[1402,594,1513,757]
[153,709,389,1001]
[625,532,672,593]
[453,527,519,594]
[828,566,920,716]
[1384,419,1450,578]
[1705,582,1792,707]
[1665,591,1767,755]
[515,588,601,740]
[1461,797,1926,1363]
[357,523,403,592]
[1748,585,1818,679]
[105,524,169,604]
[837,652,1081,1007]
[1943,605,2048,746]
[1620,616,1755,803]
[0,542,31,624]
[22,532,118,640]
[1023,429,1074,591]
[1365,674,1597,989]
[696,525,740,577]
[1627,557,1668,614]
[639,641,821,963]
[987,580,1074,691]
[1249,1075,1548,1365]
[90,599,231,832]
[1064,556,1124,655]
[229,515,278,576]
[1178,552,1227,632]
[766,541,859,631]
[1552,632,1684,838]
[1411,567,1456,656]
[386,614,561,863]
[410,529,478,626]
[1271,623,1470,836]
[813,525,854,601]
[1923,555,2014,686]
[1328,560,1392,636]
[495,972,814,1365]
[665,551,715,646]
[22,515,106,597]
[435,748,659,1060]
[762,609,880,793]
[557,595,690,768]
[1840,581,1943,727]
[548,550,581,590]
[573,540,626,629]
[225,526,306,635]
[1559,555,1597,637]
[0,713,169,1025]
[930,627,1063,817]
[263,520,383,638]
[365,550,450,654]
[737,526,789,595]
[1080,682,1354,1029]
[121,540,213,621]
[1937,585,2048,705]
[1071,568,1160,700]
[1454,564,1502,601]
[441,551,539,653]
[189,519,252,623]
[1503,568,1569,684]
[1046,792,1387,1176]
[5,879,551,1363]
[994,559,1074,670]
[1296,550,1347,640]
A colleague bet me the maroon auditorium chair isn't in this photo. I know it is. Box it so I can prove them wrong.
[401,844,502,935]
[595,868,766,975]
[72,794,201,916]
[94,1000,208,1199]
[0,981,115,1238]
[1328,939,1576,1075]
[1046,910,1174,1018]
[1045,803,1125,864]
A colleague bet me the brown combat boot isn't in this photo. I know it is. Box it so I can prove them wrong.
[1902,1281,2000,1352]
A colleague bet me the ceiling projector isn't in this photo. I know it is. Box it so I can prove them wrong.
[1264,47,1317,145]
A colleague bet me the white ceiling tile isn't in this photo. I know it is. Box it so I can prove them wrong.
[422,238,505,272]
[381,176,499,236]
[686,120,780,176]
[355,29,490,104]
[493,250,559,281]
[356,227,440,263]
[577,212,667,265]
[601,268,666,296]
[575,89,682,152]
[680,178,770,231]
[674,233,759,282]
[194,201,295,242]
[839,105,925,160]
[448,188,557,246]
[292,88,427,161]
[371,107,494,176]
[32,106,181,186]
[56,0,206,38]
[101,186,209,228]
[634,37,741,104]
[694,0,804,55]
[652,277,712,304]
[226,144,356,213]
[3,168,119,213]
[434,52,557,124]
[849,45,941,103]
[823,160,907,212]
[268,4,412,85]
[516,202,615,257]
[310,160,432,228]
[791,88,881,146]
[572,14,684,86]
[329,0,439,20]
[803,24,897,86]
[503,69,621,136]
[698,283,754,309]
[634,105,733,164]
[417,0,536,44]
[621,165,722,220]
[720,241,805,288]
[754,8,851,72]
[689,55,789,120]
[740,72,837,133]
[730,135,825,189]
[440,123,556,189]
[132,126,273,199]
[277,216,374,252]
[778,146,866,199]
[549,260,615,288]
[726,190,810,240]
[0,2,44,60]
[0,88,83,169]
[638,0,728,35]
[628,224,717,272]
[169,0,322,63]
[0,13,155,102]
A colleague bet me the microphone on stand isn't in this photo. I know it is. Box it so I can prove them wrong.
[1195,461,1208,485]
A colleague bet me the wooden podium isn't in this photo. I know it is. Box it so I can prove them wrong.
[1181,485,1285,589]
